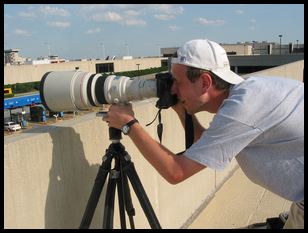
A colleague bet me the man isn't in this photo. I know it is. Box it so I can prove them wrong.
[103,39,304,228]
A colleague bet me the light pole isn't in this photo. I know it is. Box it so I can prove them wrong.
[296,40,299,49]
[44,42,51,58]
[100,42,105,59]
[279,35,282,55]
[125,43,129,56]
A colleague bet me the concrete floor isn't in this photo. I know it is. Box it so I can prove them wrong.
[188,168,292,229]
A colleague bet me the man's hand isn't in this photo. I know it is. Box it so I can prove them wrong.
[103,103,135,129]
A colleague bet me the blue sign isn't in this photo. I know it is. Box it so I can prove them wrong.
[4,93,41,109]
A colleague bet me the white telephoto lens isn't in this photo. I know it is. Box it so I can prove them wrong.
[103,75,157,104]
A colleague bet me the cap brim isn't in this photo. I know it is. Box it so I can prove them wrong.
[172,57,244,85]
[212,68,244,84]
[171,57,181,65]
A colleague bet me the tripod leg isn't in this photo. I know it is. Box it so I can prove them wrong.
[121,155,161,229]
[122,173,136,228]
[102,169,118,229]
[79,154,113,229]
[116,157,127,229]
[119,158,136,229]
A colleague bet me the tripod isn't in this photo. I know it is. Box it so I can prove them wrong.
[79,127,161,229]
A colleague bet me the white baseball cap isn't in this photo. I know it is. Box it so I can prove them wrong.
[171,39,244,84]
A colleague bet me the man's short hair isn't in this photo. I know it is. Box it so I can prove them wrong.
[186,66,231,90]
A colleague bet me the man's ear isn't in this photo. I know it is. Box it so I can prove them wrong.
[200,72,212,93]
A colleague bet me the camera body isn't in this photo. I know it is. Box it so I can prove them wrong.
[40,70,177,112]
[155,73,178,109]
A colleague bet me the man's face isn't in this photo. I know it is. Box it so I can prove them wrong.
[171,64,204,114]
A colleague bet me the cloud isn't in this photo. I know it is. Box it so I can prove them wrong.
[17,11,37,18]
[80,5,184,27]
[80,4,108,12]
[115,4,141,9]
[91,11,122,22]
[124,10,141,16]
[196,17,226,26]
[151,4,183,21]
[124,19,147,26]
[40,5,70,17]
[152,4,184,15]
[235,9,244,14]
[13,29,31,36]
[85,27,101,34]
[16,5,69,21]
[169,25,181,31]
[154,14,175,20]
[105,11,123,21]
[47,21,70,28]
[89,9,145,26]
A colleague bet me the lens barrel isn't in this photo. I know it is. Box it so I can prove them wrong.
[40,70,107,112]
[40,70,157,112]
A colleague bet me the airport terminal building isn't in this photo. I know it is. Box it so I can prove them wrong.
[4,41,304,85]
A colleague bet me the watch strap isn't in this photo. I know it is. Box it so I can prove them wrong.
[122,119,139,135]
[126,119,139,127]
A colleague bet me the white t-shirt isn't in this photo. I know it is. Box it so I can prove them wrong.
[184,76,304,202]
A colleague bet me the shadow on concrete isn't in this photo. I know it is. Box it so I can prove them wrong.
[44,126,108,229]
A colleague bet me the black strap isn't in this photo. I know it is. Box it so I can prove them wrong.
[146,109,194,149]
[184,111,194,149]
[157,111,163,144]
[146,109,163,144]
[176,111,194,155]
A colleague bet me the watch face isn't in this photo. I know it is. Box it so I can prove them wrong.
[122,125,129,134]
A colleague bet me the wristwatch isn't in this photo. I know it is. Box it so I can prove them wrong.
[121,119,139,135]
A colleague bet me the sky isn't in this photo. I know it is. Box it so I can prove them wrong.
[4,4,304,60]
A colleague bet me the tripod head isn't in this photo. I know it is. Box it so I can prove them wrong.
[109,127,122,143]
[96,111,123,143]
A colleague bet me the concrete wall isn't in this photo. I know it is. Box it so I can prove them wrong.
[4,57,167,85]
[4,60,304,229]
[229,54,304,67]
[242,60,304,82]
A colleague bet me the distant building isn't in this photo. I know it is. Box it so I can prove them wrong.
[160,47,178,57]
[161,42,304,57]
[25,58,50,65]
[122,56,133,60]
[48,55,66,64]
[4,49,68,65]
[4,49,26,65]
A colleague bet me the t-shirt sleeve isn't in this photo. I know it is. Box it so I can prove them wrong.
[183,114,263,170]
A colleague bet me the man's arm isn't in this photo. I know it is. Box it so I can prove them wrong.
[105,104,206,184]
[128,122,206,184]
